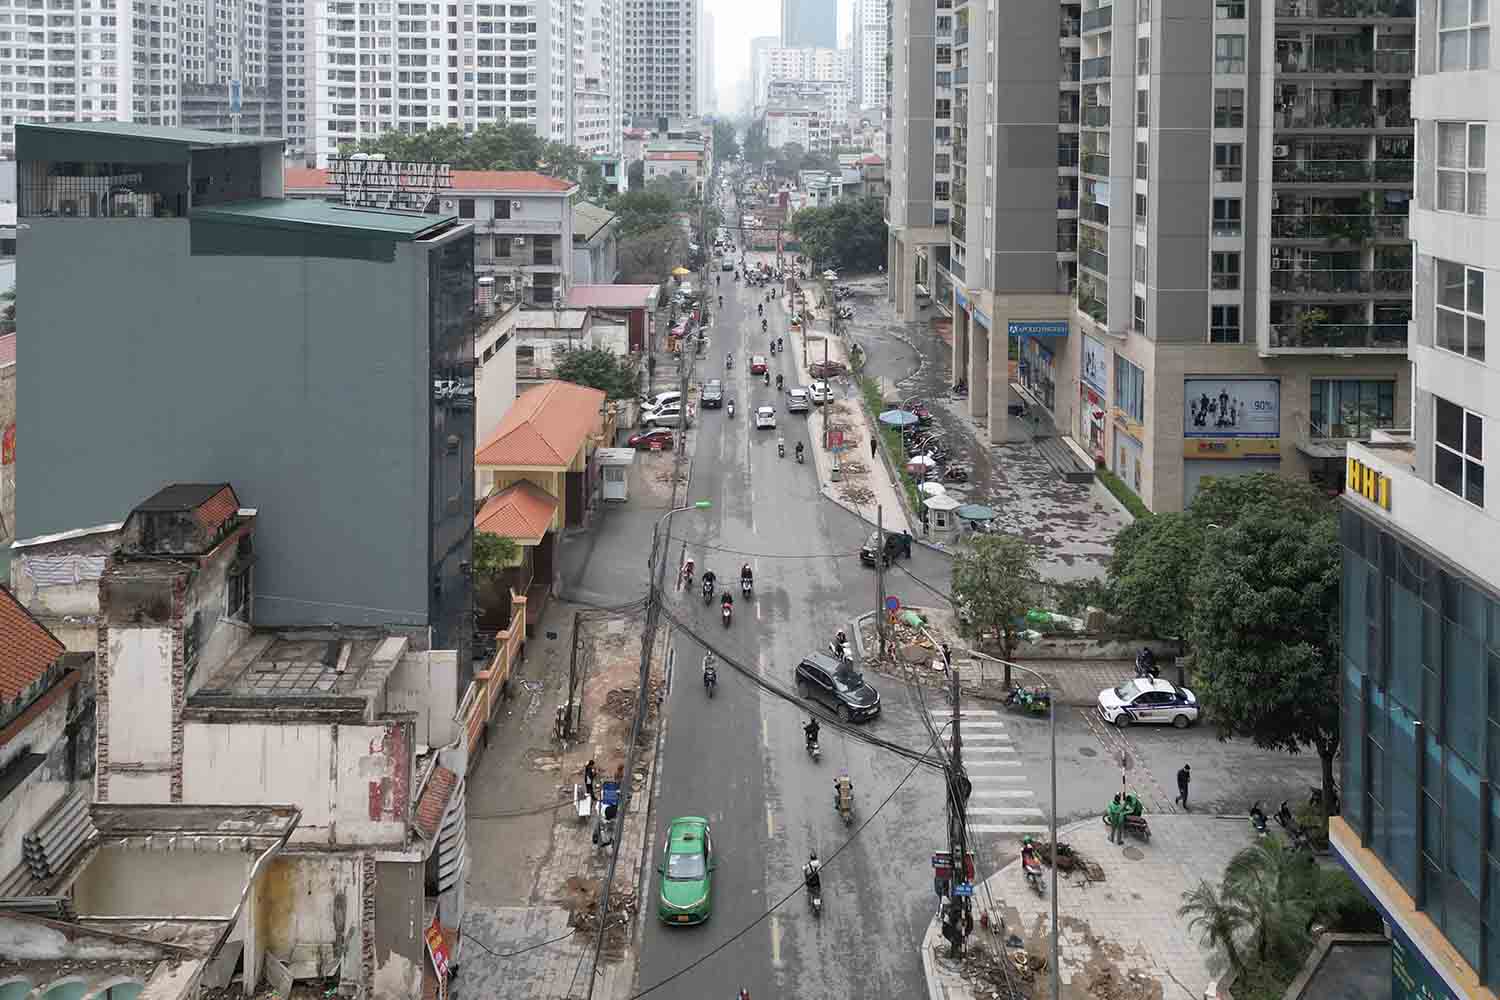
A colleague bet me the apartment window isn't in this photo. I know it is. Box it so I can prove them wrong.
[1435,395,1484,506]
[935,181,951,200]
[1136,36,1150,76]
[1212,197,1242,236]
[1436,259,1486,361]
[1134,193,1147,228]
[495,198,511,219]
[1115,356,1145,422]
[1136,141,1148,180]
[1212,251,1240,290]
[1133,244,1147,284]
[1210,304,1241,342]
[1215,0,1245,16]
[1214,142,1243,181]
[1136,89,1148,127]
[1310,379,1395,439]
[458,197,475,219]
[1214,88,1244,128]
[1439,0,1490,72]
[935,153,951,173]
[1132,295,1146,334]
[1215,35,1246,73]
[1437,122,1487,215]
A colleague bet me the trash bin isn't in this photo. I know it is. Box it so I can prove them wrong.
[831,459,842,482]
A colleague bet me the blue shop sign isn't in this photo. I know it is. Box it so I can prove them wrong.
[1391,925,1459,1000]
[1008,320,1069,338]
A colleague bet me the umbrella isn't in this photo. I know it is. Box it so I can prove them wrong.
[924,493,962,511]
[907,454,938,471]
[879,409,919,428]
[918,482,947,497]
[956,503,998,522]
[672,266,691,276]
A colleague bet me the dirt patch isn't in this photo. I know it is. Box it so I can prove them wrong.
[524,747,563,772]
[839,484,876,505]
[563,879,637,959]
[603,687,638,719]
[1083,968,1163,1000]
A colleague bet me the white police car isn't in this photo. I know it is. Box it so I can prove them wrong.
[1097,678,1200,729]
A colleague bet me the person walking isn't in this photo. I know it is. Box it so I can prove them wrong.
[584,759,598,801]
[1176,764,1192,810]
[1107,794,1125,845]
[870,436,878,460]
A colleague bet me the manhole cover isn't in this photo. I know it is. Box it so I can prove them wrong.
[1078,747,1098,757]
[1122,846,1145,861]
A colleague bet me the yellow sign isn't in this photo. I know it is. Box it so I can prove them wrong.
[1183,438,1282,459]
[1346,456,1391,510]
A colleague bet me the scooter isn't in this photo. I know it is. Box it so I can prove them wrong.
[1135,651,1160,679]
[701,578,714,606]
[1250,801,1270,837]
[703,663,717,698]
[1022,852,1045,895]
[740,576,753,598]
[778,439,786,458]
[727,401,736,418]
[828,639,852,664]
[1275,800,1311,851]
[796,447,805,464]
[805,871,823,917]
[1004,684,1051,716]
[721,602,733,628]
[806,735,821,762]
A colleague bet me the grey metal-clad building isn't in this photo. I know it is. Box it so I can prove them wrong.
[15,122,477,673]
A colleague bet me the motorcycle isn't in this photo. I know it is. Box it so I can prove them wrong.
[1135,651,1160,679]
[834,775,854,826]
[703,663,718,698]
[701,578,714,606]
[721,601,733,627]
[1250,801,1270,837]
[1021,849,1045,896]
[778,439,786,458]
[740,576,753,597]
[796,447,805,464]
[804,866,823,916]
[930,464,969,483]
[1003,684,1051,717]
[828,639,852,664]
[727,401,736,418]
[806,733,822,762]
[1275,800,1311,851]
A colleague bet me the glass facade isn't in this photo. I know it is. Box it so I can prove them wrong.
[1340,505,1500,983]
[429,232,478,681]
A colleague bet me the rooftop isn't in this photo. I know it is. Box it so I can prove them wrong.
[193,198,457,241]
[0,333,13,368]
[187,627,409,720]
[0,585,65,705]
[566,283,659,310]
[515,308,588,332]
[92,802,301,843]
[413,766,459,839]
[474,480,559,543]
[17,120,281,156]
[285,166,577,195]
[475,380,606,469]
[573,201,617,243]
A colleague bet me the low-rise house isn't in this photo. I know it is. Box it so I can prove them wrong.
[514,309,594,383]
[475,296,520,445]
[572,201,619,284]
[643,141,709,197]
[566,283,659,353]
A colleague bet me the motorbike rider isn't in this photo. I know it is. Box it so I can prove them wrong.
[1021,836,1040,869]
[718,294,723,308]
[758,302,763,316]
[761,318,768,334]
[680,558,695,589]
[777,337,784,352]
[834,628,848,652]
[795,441,805,462]
[833,772,853,808]
[803,851,822,893]
[804,716,820,750]
[740,563,754,589]
[702,652,718,685]
[1136,647,1157,677]
[776,373,784,391]
[726,352,734,368]
[701,568,717,595]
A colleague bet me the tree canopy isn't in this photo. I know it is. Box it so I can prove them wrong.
[951,533,1040,686]
[743,120,770,164]
[473,532,519,580]
[712,120,740,162]
[343,123,605,197]
[1105,512,1204,642]
[789,197,889,273]
[553,347,638,399]
[616,223,688,284]
[608,189,678,239]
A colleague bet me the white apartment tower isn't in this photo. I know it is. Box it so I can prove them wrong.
[623,0,701,123]
[851,0,888,111]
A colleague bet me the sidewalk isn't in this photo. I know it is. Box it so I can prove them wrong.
[922,814,1255,1000]
[459,603,667,1000]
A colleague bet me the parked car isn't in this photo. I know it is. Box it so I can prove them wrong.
[721,258,735,271]
[787,388,811,413]
[808,361,848,379]
[642,406,690,429]
[755,405,777,429]
[750,354,769,375]
[701,380,724,408]
[795,653,881,722]
[656,816,715,925]
[1097,678,1200,729]
[859,529,913,567]
[808,381,832,404]
[628,428,675,449]
[642,390,683,411]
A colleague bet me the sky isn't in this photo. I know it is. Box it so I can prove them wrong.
[710,0,853,114]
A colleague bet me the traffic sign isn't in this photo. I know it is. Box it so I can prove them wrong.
[952,882,974,897]
[885,596,901,613]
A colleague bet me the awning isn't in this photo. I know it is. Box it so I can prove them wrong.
[1296,439,1349,460]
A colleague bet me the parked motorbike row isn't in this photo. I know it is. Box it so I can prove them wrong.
[1251,800,1314,851]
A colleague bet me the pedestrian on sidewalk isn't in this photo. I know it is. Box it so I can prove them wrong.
[1176,764,1192,810]
[1107,794,1125,845]
[869,437,878,460]
[584,759,598,801]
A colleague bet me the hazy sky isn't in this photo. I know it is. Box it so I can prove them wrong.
[710,0,854,113]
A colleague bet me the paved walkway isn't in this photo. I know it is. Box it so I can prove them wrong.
[922,814,1255,1000]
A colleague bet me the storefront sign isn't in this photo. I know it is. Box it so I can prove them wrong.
[1081,336,1109,395]
[426,917,451,997]
[1347,456,1392,510]
[1008,319,1069,338]
[1391,925,1458,1000]
[1183,378,1280,439]
[1183,438,1283,459]
[1,423,13,466]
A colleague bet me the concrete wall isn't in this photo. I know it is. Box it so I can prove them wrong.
[0,687,73,881]
[388,650,460,748]
[9,526,120,651]
[251,853,362,988]
[181,720,412,847]
[371,860,424,999]
[475,329,517,447]
[72,845,251,916]
[17,219,433,633]
[101,626,174,803]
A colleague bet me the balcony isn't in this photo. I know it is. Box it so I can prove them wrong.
[1080,246,1108,274]
[1077,294,1108,324]
[1272,158,1414,184]
[1268,321,1407,350]
[1058,145,1080,167]
[1082,105,1110,127]
[1058,231,1079,252]
[1063,60,1082,82]
[1059,104,1080,125]
[1270,212,1408,240]
[1081,55,1111,80]
[955,26,969,45]
[1081,6,1112,32]
[1268,268,1412,294]
[1057,192,1079,211]
[1080,199,1109,226]
[1274,0,1414,17]
[1081,152,1110,175]
[1061,16,1080,37]
[1275,47,1414,75]
[954,66,969,84]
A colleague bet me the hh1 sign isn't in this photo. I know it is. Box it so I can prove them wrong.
[1008,320,1069,338]
[1347,455,1392,510]
[1183,378,1280,439]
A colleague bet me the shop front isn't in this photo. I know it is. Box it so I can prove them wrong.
[1114,428,1144,496]
[1181,376,1282,506]
[1010,320,1068,413]
[1079,335,1110,462]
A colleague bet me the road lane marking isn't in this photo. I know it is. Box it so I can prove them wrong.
[961,746,1017,754]
[770,914,783,968]
[953,721,1009,730]
[964,789,1036,799]
[968,806,1046,817]
[767,804,775,837]
[969,823,1052,834]
[761,715,769,747]
[966,775,1030,784]
[928,708,1001,717]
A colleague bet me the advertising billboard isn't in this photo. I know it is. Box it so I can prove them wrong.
[1081,336,1109,395]
[1183,378,1280,438]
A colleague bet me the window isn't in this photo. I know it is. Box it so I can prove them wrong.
[1136,141,1148,179]
[1435,395,1484,507]
[495,198,511,219]
[1115,355,1145,422]
[1215,35,1246,73]
[1440,0,1489,72]
[457,197,475,218]
[1214,142,1242,181]
[1212,197,1242,236]
[1436,259,1486,361]
[1310,379,1395,439]
[1133,243,1147,284]
[1137,36,1150,75]
[1210,304,1241,342]
[1133,295,1146,334]
[1134,192,1147,229]
[1136,89,1148,127]
[935,180,951,200]
[1214,88,1244,128]
[1437,122,1487,215]
[1212,251,1240,289]
[1215,0,1245,16]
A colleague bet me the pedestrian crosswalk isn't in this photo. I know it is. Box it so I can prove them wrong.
[930,708,1050,838]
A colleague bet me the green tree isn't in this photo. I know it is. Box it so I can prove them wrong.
[0,287,14,334]
[1188,500,1342,818]
[609,189,678,238]
[951,533,1040,688]
[743,120,770,164]
[473,531,519,581]
[712,120,740,162]
[790,197,889,273]
[617,224,687,284]
[1181,838,1316,979]
[1178,880,1251,977]
[553,347,638,400]
[1105,512,1205,646]
[1186,471,1333,533]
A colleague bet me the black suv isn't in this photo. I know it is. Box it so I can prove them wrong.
[702,380,724,408]
[796,653,881,722]
[860,530,913,567]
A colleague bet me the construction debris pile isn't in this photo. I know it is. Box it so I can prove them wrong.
[943,942,1031,1000]
[1085,969,1163,1000]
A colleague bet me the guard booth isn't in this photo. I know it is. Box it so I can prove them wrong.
[596,448,635,502]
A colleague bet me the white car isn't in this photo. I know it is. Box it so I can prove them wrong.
[787,388,811,413]
[755,406,777,429]
[808,381,832,404]
[1096,678,1199,729]
[643,406,690,429]
[721,258,735,271]
[642,391,682,412]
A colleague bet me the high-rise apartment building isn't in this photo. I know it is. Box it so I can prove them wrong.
[885,0,953,321]
[781,0,836,49]
[758,46,849,111]
[949,0,1416,511]
[1335,2,1499,997]
[624,0,702,123]
[750,35,779,111]
[852,0,890,111]
[701,10,716,115]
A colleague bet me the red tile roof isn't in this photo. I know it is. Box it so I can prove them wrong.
[566,284,658,310]
[0,334,14,368]
[475,481,559,543]
[414,766,458,838]
[0,587,65,706]
[860,154,884,165]
[192,485,240,533]
[475,381,605,469]
[284,167,576,195]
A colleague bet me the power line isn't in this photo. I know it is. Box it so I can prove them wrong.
[462,927,577,960]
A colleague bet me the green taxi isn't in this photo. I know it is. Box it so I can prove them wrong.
[656,816,715,925]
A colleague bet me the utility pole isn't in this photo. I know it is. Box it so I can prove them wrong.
[942,658,972,960]
[875,505,887,659]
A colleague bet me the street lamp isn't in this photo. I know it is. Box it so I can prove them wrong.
[648,500,713,600]
[965,649,1061,1000]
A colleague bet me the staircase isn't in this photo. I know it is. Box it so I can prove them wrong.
[1033,435,1096,485]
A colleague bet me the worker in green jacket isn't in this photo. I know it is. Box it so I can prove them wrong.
[1106,794,1126,845]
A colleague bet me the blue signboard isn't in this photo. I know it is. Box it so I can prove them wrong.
[1008,320,1069,338]
[952,882,975,897]
[600,781,621,806]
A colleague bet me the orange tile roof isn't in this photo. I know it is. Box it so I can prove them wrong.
[475,481,559,542]
[192,485,240,533]
[475,381,605,469]
[284,167,576,195]
[0,334,15,368]
[0,586,65,705]
[414,766,458,838]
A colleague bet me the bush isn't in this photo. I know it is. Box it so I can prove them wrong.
[1052,578,1110,618]
[1097,467,1151,518]
[1310,867,1382,933]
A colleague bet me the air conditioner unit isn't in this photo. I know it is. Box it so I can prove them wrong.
[513,236,527,245]
[512,200,523,209]
[1273,144,1290,158]
[441,199,455,210]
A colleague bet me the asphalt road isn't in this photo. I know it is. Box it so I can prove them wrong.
[634,208,950,1000]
